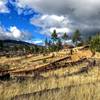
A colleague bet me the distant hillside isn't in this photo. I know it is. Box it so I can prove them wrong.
[0,39,37,46]
[0,40,45,56]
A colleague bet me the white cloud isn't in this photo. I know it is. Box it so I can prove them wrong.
[33,40,43,44]
[31,14,71,35]
[0,26,33,40]
[0,0,9,13]
[9,0,34,15]
[31,15,69,27]
[16,0,100,35]
[16,0,100,18]
[25,39,43,45]
[9,26,21,39]
[26,39,44,45]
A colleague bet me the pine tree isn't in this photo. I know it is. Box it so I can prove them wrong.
[72,29,81,46]
[62,32,68,44]
[51,30,58,43]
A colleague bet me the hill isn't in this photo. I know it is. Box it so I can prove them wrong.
[0,40,44,56]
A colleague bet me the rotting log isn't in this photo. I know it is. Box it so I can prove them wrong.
[0,55,94,78]
[9,57,87,77]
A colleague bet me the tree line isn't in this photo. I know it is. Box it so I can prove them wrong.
[45,29,100,53]
[44,29,82,52]
[0,30,100,56]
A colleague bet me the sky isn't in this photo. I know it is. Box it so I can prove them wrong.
[0,0,100,45]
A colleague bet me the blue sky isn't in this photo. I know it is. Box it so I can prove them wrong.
[0,0,48,45]
[0,0,100,45]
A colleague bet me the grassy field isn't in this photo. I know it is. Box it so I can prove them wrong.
[0,65,100,100]
[12,82,100,100]
[0,48,100,100]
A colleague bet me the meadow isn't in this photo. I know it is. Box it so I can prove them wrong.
[0,47,100,100]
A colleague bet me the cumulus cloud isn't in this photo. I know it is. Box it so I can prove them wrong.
[0,26,33,40]
[9,26,21,38]
[31,14,71,35]
[16,0,100,17]
[31,15,68,28]
[0,0,9,13]
[16,0,100,36]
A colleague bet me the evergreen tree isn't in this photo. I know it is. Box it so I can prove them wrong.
[51,30,58,43]
[57,39,62,51]
[62,32,68,44]
[72,29,81,46]
[62,32,68,40]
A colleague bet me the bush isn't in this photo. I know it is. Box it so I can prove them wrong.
[90,34,100,52]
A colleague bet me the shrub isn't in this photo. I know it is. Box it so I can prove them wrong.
[90,34,100,52]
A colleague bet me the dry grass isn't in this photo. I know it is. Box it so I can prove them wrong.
[0,48,100,100]
[0,65,100,100]
[0,54,54,70]
[12,82,100,100]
